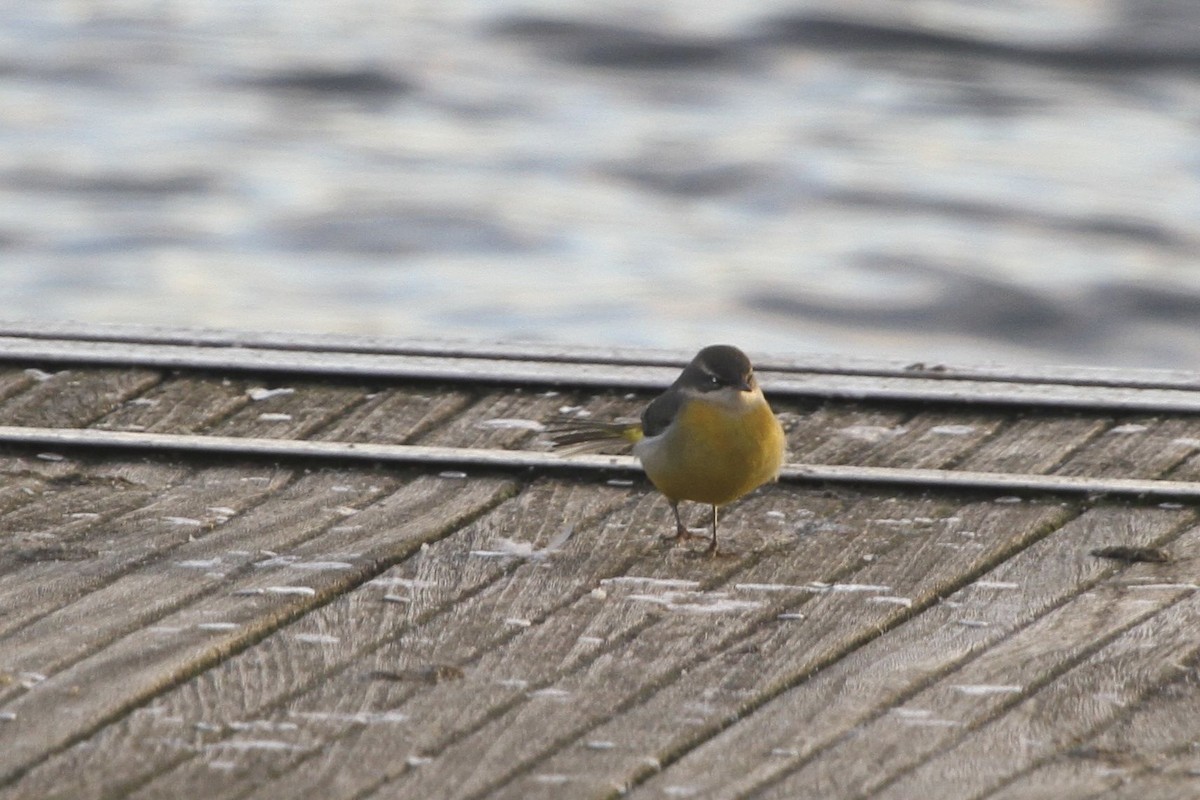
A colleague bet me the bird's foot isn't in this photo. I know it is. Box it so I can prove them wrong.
[663,527,701,543]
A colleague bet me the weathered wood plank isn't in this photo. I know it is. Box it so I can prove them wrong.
[618,505,1193,800]
[93,374,252,433]
[352,498,1060,800]
[212,381,372,439]
[183,491,1065,800]
[0,465,293,668]
[984,670,1200,800]
[0,367,161,427]
[0,368,35,404]
[862,601,1200,799]
[483,499,1093,800]
[0,478,643,799]
[312,386,477,444]
[0,473,516,786]
[0,377,379,615]
[1053,417,1200,479]
[758,532,1200,800]
[745,517,1200,799]
[780,402,911,465]
[414,387,639,451]
[952,413,1110,474]
[138,486,852,800]
[856,410,1004,469]
[0,464,194,581]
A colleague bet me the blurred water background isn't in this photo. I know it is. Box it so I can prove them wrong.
[2,1,1199,368]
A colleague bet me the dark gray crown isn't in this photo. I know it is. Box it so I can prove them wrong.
[676,344,754,392]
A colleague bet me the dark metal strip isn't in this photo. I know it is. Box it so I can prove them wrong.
[1,324,1199,391]
[2,425,1198,501]
[3,338,1200,413]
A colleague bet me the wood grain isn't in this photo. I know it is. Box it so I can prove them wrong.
[824,526,1200,800]
[1,478,639,799]
[0,473,516,786]
[0,367,161,427]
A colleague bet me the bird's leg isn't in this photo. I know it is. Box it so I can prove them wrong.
[705,505,720,555]
[664,501,696,542]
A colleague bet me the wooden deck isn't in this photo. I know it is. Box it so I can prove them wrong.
[2,326,1200,799]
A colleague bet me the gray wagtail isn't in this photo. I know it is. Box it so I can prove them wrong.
[550,345,786,554]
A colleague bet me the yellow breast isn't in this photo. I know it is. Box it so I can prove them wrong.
[638,394,786,507]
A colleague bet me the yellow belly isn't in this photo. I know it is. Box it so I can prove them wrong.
[638,397,786,507]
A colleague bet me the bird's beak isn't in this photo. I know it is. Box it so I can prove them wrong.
[737,378,753,392]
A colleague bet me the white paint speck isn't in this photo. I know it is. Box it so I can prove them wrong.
[891,708,931,719]
[505,618,533,627]
[586,740,615,750]
[869,596,913,607]
[228,719,299,732]
[293,633,340,644]
[974,580,1019,590]
[534,774,571,785]
[197,622,240,632]
[993,496,1023,504]
[600,576,700,590]
[438,471,468,479]
[930,425,976,435]
[265,586,316,596]
[529,688,571,700]
[953,684,1022,696]
[1108,424,1148,434]
[838,425,906,442]
[289,561,355,571]
[735,583,809,592]
[206,739,300,752]
[1127,582,1199,590]
[605,479,634,487]
[164,516,204,527]
[18,672,46,688]
[177,558,223,569]
[257,412,293,422]
[248,387,295,401]
[35,452,65,462]
[290,710,408,724]
[368,577,437,588]
[478,418,545,431]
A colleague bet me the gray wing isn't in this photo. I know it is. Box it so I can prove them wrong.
[640,388,685,438]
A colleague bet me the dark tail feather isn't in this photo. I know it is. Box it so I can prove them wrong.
[544,417,642,455]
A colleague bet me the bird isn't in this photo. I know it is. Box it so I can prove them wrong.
[549,344,786,555]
